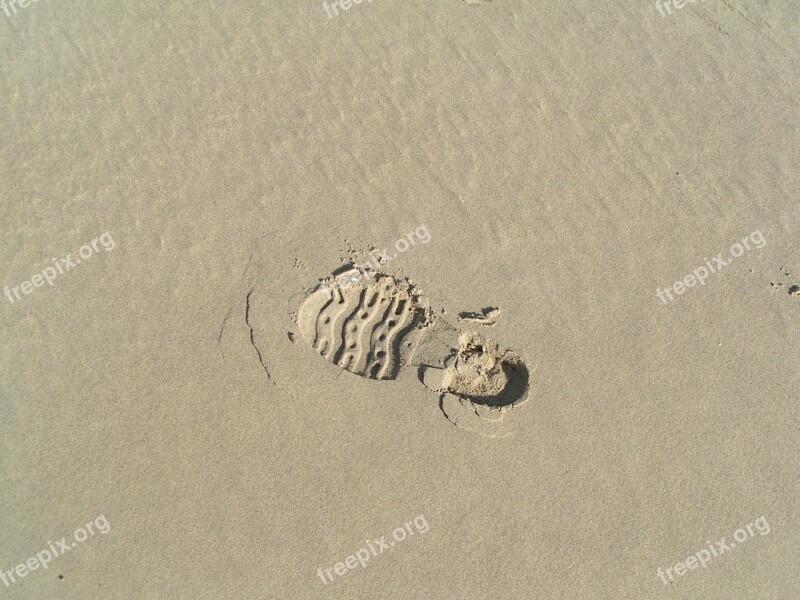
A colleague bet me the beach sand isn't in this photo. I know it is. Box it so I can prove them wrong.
[1,1,798,598]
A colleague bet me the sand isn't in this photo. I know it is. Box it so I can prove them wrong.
[1,0,798,598]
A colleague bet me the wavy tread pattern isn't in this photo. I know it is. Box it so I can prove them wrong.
[297,272,427,379]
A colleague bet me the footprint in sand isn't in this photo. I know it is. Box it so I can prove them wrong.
[294,268,530,437]
[296,270,430,380]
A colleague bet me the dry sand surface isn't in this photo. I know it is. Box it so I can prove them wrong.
[1,0,798,598]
